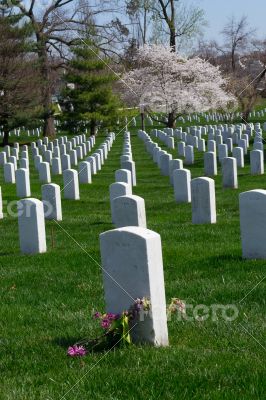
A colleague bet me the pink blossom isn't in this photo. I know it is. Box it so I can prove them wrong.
[67,345,86,357]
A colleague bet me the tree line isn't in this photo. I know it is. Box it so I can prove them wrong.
[0,1,265,144]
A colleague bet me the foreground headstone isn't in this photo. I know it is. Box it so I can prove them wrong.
[222,157,238,189]
[100,226,169,346]
[173,168,191,203]
[112,195,147,228]
[63,169,80,200]
[17,198,47,254]
[240,190,266,259]
[191,177,216,224]
[42,183,62,221]
[16,168,31,198]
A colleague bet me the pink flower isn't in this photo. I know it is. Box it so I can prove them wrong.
[101,318,111,329]
[94,312,101,319]
[67,345,86,357]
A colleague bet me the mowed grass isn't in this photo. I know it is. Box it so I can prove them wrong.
[0,125,266,400]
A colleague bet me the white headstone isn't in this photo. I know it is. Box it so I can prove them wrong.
[16,168,31,197]
[63,169,80,200]
[112,195,147,228]
[240,190,266,259]
[250,150,264,175]
[42,183,62,221]
[79,161,92,184]
[39,162,51,183]
[4,163,15,183]
[17,198,47,254]
[191,177,216,224]
[173,168,191,203]
[222,157,238,189]
[100,226,169,346]
[204,152,217,176]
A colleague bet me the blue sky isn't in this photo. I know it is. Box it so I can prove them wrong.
[198,0,266,41]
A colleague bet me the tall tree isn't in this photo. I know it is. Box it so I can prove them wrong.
[10,0,128,137]
[0,14,41,145]
[61,40,120,135]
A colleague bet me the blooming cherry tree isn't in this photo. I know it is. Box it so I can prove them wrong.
[122,44,237,127]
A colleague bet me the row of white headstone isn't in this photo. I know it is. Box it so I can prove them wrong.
[101,131,168,346]
[0,133,116,254]
[138,127,266,260]
[109,132,147,229]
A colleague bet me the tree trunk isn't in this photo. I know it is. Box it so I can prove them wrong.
[90,119,96,136]
[43,115,56,138]
[170,30,176,52]
[2,127,9,146]
[168,112,176,128]
[37,37,55,137]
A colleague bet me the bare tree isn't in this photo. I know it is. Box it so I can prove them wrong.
[151,0,204,52]
[221,15,255,73]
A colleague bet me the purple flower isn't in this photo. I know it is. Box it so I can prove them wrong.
[101,318,111,329]
[107,313,120,320]
[94,312,101,319]
[67,345,86,357]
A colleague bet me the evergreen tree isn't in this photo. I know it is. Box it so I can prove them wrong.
[0,10,41,145]
[61,40,120,136]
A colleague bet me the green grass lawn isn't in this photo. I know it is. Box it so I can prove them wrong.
[0,124,266,400]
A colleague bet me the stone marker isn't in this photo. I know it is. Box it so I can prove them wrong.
[112,195,147,228]
[160,153,172,176]
[79,161,92,184]
[169,159,183,185]
[178,141,185,157]
[121,160,136,186]
[0,152,7,166]
[250,150,264,175]
[218,144,228,162]
[100,226,169,346]
[52,158,62,175]
[204,152,217,176]
[42,183,62,221]
[17,198,47,254]
[222,157,238,189]
[16,168,31,197]
[109,182,132,221]
[191,177,216,224]
[173,168,191,203]
[184,145,194,165]
[70,149,78,166]
[39,162,51,183]
[4,163,15,183]
[232,147,244,168]
[86,156,97,175]
[63,169,80,200]
[61,154,71,171]
[20,158,29,169]
[115,169,132,188]
[239,190,266,259]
